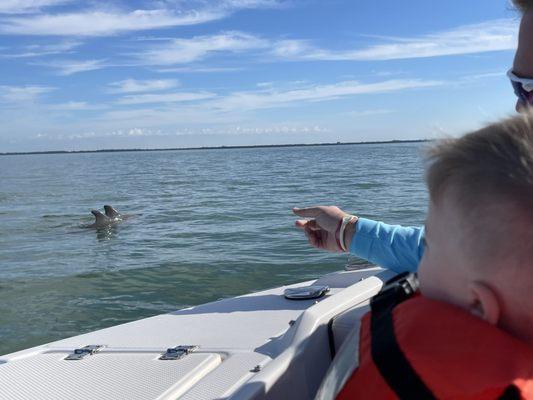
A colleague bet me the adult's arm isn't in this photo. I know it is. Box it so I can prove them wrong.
[348,218,425,273]
[293,206,424,274]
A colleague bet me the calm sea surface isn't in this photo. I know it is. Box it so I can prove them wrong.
[0,143,428,355]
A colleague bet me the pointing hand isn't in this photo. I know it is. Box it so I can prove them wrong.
[293,206,357,252]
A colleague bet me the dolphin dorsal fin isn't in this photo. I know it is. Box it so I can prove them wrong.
[91,210,110,224]
[104,205,120,218]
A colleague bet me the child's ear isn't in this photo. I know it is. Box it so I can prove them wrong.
[468,282,500,325]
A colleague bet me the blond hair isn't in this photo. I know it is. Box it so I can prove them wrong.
[426,112,533,344]
[426,113,533,214]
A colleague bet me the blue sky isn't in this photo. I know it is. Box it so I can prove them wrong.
[0,0,522,152]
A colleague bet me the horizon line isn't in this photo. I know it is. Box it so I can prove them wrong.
[0,138,429,156]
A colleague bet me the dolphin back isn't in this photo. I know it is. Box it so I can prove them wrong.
[91,210,111,226]
[104,205,121,219]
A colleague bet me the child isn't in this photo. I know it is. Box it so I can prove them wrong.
[298,112,533,399]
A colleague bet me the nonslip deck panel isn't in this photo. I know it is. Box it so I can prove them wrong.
[179,353,271,400]
[0,351,221,400]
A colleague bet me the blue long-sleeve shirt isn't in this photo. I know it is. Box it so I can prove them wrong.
[349,217,425,273]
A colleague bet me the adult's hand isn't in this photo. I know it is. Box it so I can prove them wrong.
[293,206,357,252]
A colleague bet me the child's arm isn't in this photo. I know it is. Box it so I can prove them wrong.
[349,218,425,273]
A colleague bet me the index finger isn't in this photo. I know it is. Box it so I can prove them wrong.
[295,219,320,230]
[292,207,322,218]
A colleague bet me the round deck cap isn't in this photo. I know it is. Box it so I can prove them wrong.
[284,285,330,300]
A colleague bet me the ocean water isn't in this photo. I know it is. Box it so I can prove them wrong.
[0,143,428,355]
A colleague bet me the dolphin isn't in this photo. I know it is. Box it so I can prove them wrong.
[104,205,135,221]
[89,210,113,228]
[104,205,121,220]
[85,205,133,229]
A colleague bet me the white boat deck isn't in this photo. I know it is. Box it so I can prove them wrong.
[0,266,395,400]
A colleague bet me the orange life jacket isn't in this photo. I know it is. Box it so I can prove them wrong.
[336,275,533,400]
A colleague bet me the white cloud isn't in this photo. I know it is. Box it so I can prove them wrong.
[222,124,331,135]
[37,123,330,141]
[96,78,441,128]
[140,31,267,65]
[138,19,516,68]
[155,66,244,73]
[116,91,216,105]
[463,71,506,80]
[342,109,395,117]
[108,79,180,93]
[0,1,284,36]
[0,9,222,36]
[1,40,82,58]
[31,127,167,141]
[67,127,162,139]
[0,85,54,102]
[209,79,443,111]
[273,19,518,61]
[0,77,443,149]
[219,0,282,9]
[47,101,106,110]
[270,39,312,58]
[38,59,107,75]
[0,0,71,14]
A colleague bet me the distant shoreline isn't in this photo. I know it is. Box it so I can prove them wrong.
[0,139,428,156]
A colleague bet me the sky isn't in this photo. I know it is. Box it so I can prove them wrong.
[0,0,523,152]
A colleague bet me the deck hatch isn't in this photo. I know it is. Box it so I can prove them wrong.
[0,350,221,399]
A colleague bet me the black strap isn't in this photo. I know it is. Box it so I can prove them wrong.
[498,385,521,400]
[370,274,436,400]
[327,317,336,359]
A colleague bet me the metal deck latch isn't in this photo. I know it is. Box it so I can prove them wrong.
[159,345,199,360]
[65,345,104,360]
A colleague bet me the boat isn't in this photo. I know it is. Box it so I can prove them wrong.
[0,266,396,399]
